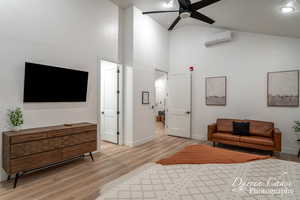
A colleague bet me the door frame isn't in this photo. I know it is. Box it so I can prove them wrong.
[97,59,124,151]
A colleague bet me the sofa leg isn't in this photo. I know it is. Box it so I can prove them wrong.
[270,151,274,157]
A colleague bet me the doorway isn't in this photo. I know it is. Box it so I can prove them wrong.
[99,60,123,146]
[155,70,168,136]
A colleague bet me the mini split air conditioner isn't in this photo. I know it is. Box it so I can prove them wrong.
[204,31,233,47]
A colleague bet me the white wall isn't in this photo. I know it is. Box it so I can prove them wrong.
[0,0,119,180]
[123,7,169,146]
[133,7,169,72]
[169,25,300,154]
[124,66,134,145]
[132,68,156,146]
[123,7,134,68]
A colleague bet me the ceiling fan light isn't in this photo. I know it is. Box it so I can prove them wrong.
[180,12,191,19]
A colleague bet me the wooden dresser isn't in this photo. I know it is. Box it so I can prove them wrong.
[2,123,97,188]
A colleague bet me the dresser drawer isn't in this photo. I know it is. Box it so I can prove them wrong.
[10,150,62,174]
[46,129,70,138]
[61,131,97,148]
[47,126,97,137]
[64,126,97,135]
[62,141,96,160]
[11,138,61,159]
[11,133,47,144]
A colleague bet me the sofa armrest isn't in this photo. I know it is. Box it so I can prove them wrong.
[273,128,282,152]
[208,123,217,141]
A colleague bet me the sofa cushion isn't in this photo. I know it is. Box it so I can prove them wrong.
[240,136,274,146]
[217,119,274,138]
[212,133,240,142]
[217,119,235,133]
[248,120,274,138]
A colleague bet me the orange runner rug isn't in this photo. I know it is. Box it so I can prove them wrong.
[157,144,270,165]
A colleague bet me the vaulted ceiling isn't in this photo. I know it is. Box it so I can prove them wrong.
[111,0,300,38]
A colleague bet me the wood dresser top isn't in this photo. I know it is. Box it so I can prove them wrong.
[3,122,97,136]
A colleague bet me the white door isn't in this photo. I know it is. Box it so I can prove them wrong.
[101,60,119,144]
[167,73,191,138]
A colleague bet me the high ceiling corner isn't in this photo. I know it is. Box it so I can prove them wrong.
[111,0,300,38]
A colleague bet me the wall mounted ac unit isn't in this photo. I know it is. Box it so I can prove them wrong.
[204,31,233,47]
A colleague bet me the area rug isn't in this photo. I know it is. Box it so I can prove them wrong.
[157,144,270,165]
[97,159,300,200]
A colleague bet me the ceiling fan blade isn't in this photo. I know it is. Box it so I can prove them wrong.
[191,0,222,10]
[178,0,191,8]
[168,16,181,31]
[191,11,215,24]
[143,10,179,15]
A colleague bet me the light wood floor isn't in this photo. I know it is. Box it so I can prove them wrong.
[0,123,198,200]
[0,122,299,200]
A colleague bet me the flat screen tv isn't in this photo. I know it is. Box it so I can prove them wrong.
[24,62,89,102]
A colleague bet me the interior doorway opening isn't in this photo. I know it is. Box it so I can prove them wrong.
[99,60,123,147]
[155,70,168,136]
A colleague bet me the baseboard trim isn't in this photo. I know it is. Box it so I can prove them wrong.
[127,135,155,147]
[282,147,298,155]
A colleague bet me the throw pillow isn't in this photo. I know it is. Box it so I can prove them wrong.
[233,122,250,136]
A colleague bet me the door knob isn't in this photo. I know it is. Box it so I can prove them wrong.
[101,112,104,114]
[186,111,191,114]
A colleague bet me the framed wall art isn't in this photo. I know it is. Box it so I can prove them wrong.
[142,91,150,105]
[268,70,299,107]
[206,76,227,106]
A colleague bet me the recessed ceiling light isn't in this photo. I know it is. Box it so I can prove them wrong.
[280,0,298,14]
[163,0,174,8]
[281,6,295,13]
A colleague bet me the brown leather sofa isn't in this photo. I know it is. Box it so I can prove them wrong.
[208,119,282,154]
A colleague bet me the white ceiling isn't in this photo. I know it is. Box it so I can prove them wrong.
[111,0,300,38]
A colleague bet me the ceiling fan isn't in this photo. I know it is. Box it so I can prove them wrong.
[142,0,222,31]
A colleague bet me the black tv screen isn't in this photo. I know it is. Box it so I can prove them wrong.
[24,63,89,102]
